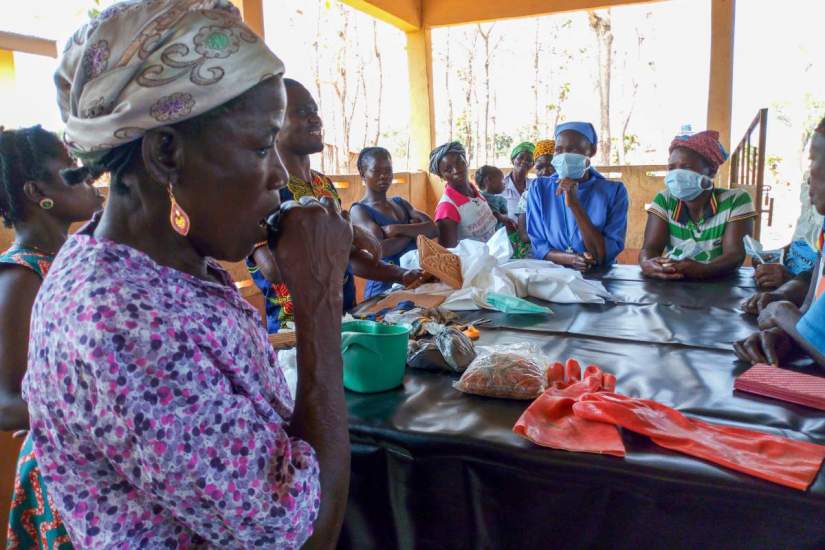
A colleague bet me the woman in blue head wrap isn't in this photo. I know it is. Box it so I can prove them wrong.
[524,121,629,271]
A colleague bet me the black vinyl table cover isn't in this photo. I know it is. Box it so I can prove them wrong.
[339,265,825,550]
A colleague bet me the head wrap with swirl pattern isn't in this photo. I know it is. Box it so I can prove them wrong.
[55,0,285,163]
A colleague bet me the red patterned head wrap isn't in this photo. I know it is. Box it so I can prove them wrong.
[669,130,729,172]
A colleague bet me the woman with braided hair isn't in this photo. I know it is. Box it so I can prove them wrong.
[0,125,103,549]
[350,147,435,299]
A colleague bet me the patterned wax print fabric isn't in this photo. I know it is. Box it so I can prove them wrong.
[0,247,71,550]
[248,171,355,333]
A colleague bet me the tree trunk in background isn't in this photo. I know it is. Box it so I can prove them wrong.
[332,6,350,172]
[445,28,454,141]
[312,8,325,172]
[589,10,613,166]
[372,20,383,147]
[532,20,541,139]
[477,24,495,164]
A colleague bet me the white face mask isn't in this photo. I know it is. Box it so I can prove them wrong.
[664,168,713,201]
[551,153,590,180]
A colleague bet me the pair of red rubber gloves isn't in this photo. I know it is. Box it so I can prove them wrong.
[513,359,825,490]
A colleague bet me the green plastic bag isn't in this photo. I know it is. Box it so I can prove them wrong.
[485,292,552,315]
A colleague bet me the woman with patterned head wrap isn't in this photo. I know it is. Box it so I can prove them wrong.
[533,139,556,177]
[431,141,498,248]
[24,1,351,547]
[526,121,629,271]
[499,141,535,221]
[641,129,756,280]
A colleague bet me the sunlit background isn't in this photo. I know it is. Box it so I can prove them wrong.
[2,0,824,247]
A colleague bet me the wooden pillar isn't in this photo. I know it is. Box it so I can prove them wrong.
[230,0,265,38]
[405,29,439,210]
[706,0,735,152]
[0,49,14,100]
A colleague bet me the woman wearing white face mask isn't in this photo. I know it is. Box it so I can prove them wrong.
[525,121,629,272]
[640,130,756,280]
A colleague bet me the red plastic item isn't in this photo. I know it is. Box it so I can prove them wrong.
[514,359,626,457]
[573,392,825,491]
[735,363,825,411]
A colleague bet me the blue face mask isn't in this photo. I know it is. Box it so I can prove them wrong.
[664,169,713,201]
[551,153,590,180]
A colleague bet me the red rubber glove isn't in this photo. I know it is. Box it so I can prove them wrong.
[513,359,626,457]
[573,392,825,490]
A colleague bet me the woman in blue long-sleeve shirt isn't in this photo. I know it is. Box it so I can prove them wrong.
[525,121,629,272]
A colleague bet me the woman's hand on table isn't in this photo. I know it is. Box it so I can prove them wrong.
[734,327,792,366]
[275,197,352,307]
[754,263,791,289]
[741,291,785,316]
[668,258,707,279]
[757,300,801,330]
[547,251,596,272]
[641,257,684,280]
[572,252,597,272]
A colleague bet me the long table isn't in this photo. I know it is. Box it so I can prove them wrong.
[339,265,825,550]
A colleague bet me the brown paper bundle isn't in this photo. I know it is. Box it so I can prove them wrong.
[417,235,463,289]
[268,331,297,350]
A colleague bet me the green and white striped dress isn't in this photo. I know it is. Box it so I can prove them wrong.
[647,188,757,263]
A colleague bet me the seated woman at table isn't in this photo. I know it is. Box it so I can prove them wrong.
[640,130,755,280]
[26,3,351,546]
[351,147,437,299]
[511,139,555,259]
[734,117,825,367]
[432,141,498,248]
[0,125,103,548]
[742,182,822,315]
[525,122,628,272]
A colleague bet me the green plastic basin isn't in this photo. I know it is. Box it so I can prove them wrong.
[341,320,410,393]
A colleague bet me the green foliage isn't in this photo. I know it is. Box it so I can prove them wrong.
[766,155,783,179]
[494,133,514,159]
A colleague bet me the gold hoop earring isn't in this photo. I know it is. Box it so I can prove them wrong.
[39,198,54,210]
[168,185,190,236]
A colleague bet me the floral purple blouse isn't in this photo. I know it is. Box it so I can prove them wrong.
[22,222,320,548]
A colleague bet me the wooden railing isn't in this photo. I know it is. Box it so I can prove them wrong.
[728,108,770,240]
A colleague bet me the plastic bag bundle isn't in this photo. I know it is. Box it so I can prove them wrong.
[406,326,476,373]
[454,347,546,400]
[435,327,476,371]
[407,340,453,372]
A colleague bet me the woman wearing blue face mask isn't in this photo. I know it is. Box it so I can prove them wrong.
[640,130,756,280]
[525,121,629,271]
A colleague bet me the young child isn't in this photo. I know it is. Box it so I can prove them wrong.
[475,165,514,230]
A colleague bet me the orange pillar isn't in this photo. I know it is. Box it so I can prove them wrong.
[230,0,265,39]
[0,49,14,103]
[406,29,439,212]
[706,0,735,153]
